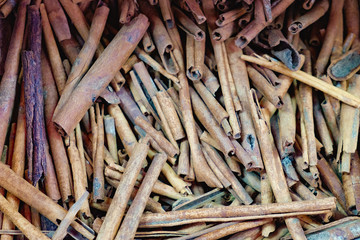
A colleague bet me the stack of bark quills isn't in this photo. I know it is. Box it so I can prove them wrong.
[0,0,358,240]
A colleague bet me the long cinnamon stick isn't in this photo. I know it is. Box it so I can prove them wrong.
[115,153,167,240]
[139,198,336,227]
[53,14,149,136]
[97,138,150,240]
[0,0,28,156]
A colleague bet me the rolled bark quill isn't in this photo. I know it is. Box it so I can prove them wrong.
[261,173,276,237]
[215,6,249,27]
[193,80,228,125]
[314,0,345,76]
[104,115,118,163]
[289,0,329,34]
[344,0,360,47]
[115,153,167,240]
[225,40,264,171]
[240,55,360,108]
[43,0,71,42]
[0,0,17,19]
[201,142,253,204]
[283,217,360,240]
[40,2,67,96]
[339,75,360,173]
[0,162,94,239]
[52,14,149,136]
[0,0,28,156]
[23,6,48,186]
[195,219,272,240]
[134,47,180,86]
[238,12,252,28]
[173,6,205,41]
[186,34,205,81]
[97,138,150,240]
[93,104,105,202]
[247,65,283,108]
[212,21,238,42]
[248,89,306,240]
[108,104,138,157]
[328,48,360,81]
[42,53,72,202]
[54,2,109,116]
[139,1,179,75]
[142,31,155,53]
[138,198,336,228]
[267,29,301,71]
[1,86,25,240]
[178,0,206,24]
[135,116,179,158]
[303,0,316,9]
[52,191,90,240]
[159,0,174,28]
[189,87,234,156]
[156,90,185,141]
[0,194,50,240]
[235,0,294,48]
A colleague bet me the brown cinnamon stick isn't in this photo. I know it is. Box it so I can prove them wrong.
[53,14,149,136]
[0,0,28,156]
[139,198,336,227]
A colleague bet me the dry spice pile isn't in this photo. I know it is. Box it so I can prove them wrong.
[0,0,359,239]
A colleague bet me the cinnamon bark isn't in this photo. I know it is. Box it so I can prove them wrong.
[53,14,149,136]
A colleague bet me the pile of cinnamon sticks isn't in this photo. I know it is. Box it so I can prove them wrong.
[0,0,359,239]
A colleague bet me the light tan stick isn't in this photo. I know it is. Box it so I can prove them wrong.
[212,40,241,138]
[190,88,234,156]
[104,115,118,163]
[156,90,185,140]
[68,133,92,220]
[0,194,50,240]
[261,172,276,237]
[340,75,360,172]
[40,3,67,94]
[178,140,190,176]
[152,95,178,149]
[248,89,306,240]
[97,139,150,239]
[93,104,105,202]
[108,104,137,156]
[135,117,179,157]
[241,55,360,108]
[135,47,180,86]
[115,153,167,240]
[0,162,94,239]
[52,192,89,240]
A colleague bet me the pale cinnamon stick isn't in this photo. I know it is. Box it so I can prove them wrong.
[97,138,150,240]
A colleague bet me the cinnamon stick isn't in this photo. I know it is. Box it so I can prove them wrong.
[53,14,149,136]
[0,0,28,155]
[97,138,150,240]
